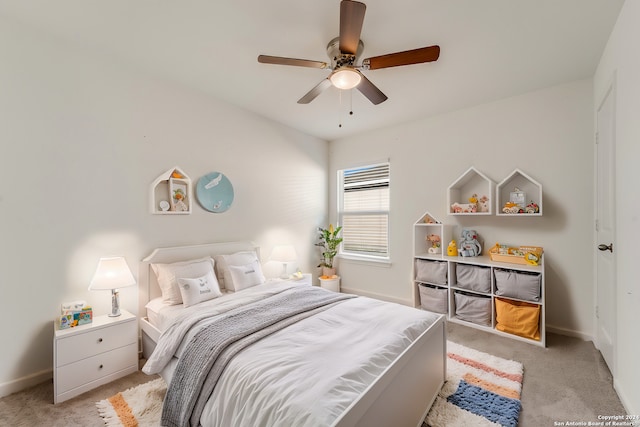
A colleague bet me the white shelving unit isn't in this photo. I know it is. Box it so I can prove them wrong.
[496,169,543,216]
[413,205,546,347]
[447,167,495,215]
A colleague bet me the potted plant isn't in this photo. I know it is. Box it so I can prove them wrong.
[315,224,343,277]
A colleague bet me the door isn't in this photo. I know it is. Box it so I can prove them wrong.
[595,80,616,374]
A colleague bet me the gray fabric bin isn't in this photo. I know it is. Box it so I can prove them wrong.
[494,269,541,302]
[418,284,448,314]
[454,291,492,326]
[455,264,491,293]
[415,259,448,285]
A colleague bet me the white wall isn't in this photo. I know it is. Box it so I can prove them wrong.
[594,0,640,414]
[330,79,595,339]
[0,16,328,395]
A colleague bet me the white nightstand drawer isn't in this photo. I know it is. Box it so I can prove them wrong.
[56,320,136,367]
[55,342,138,394]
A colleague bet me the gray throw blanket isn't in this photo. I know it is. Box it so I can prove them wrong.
[161,286,355,427]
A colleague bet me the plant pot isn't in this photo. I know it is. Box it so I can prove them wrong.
[322,267,336,277]
[319,276,341,292]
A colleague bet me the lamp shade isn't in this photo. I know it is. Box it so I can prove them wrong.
[270,245,297,263]
[88,257,136,291]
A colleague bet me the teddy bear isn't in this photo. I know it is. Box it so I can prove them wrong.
[458,228,482,257]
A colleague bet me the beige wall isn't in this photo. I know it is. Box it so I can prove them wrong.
[0,15,328,395]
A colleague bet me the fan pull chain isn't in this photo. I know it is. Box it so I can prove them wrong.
[349,89,354,116]
[338,90,343,128]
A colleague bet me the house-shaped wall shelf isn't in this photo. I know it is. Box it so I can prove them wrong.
[150,166,192,214]
[413,211,452,259]
[496,169,543,216]
[447,167,495,215]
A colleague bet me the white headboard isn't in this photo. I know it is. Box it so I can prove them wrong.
[138,241,259,317]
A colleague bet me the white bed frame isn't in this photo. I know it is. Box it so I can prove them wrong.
[138,241,446,427]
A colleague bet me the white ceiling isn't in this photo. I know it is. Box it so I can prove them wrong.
[0,0,625,141]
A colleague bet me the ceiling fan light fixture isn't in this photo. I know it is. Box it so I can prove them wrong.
[329,68,361,90]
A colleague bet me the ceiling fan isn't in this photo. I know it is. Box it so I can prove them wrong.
[257,0,440,105]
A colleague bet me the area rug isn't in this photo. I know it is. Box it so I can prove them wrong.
[424,341,524,427]
[96,378,166,427]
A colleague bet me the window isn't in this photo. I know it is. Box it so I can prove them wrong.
[338,162,390,261]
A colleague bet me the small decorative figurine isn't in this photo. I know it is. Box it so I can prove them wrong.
[526,201,540,214]
[458,228,482,257]
[447,239,458,256]
[426,234,442,254]
[477,195,490,212]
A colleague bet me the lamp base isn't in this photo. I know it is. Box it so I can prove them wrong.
[279,263,290,279]
[109,289,121,317]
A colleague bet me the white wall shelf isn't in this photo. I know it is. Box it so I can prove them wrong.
[447,166,495,215]
[413,211,452,260]
[496,169,543,216]
[150,166,192,214]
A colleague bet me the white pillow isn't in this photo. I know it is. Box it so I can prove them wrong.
[227,259,265,291]
[151,257,216,305]
[215,251,263,291]
[177,270,222,308]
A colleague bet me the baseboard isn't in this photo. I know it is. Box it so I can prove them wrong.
[0,369,52,398]
[340,287,413,307]
[545,324,593,342]
[614,379,638,415]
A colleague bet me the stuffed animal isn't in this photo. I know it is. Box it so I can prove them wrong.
[477,195,490,212]
[458,228,482,257]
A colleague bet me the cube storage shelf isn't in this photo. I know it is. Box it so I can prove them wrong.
[413,254,545,347]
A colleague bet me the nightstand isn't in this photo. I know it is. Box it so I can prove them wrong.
[53,309,138,404]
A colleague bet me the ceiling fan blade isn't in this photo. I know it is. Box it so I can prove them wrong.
[339,0,366,55]
[298,79,333,104]
[258,55,328,69]
[363,45,440,70]
[356,72,387,105]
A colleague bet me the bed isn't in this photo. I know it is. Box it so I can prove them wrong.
[138,241,446,427]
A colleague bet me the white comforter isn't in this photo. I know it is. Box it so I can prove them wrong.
[143,282,441,427]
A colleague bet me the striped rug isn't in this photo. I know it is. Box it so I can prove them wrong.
[425,341,524,427]
[96,378,166,427]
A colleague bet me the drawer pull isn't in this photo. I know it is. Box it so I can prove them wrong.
[99,364,104,369]
[98,338,103,343]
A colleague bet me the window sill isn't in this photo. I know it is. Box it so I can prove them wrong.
[337,254,392,268]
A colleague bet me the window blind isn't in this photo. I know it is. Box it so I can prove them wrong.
[339,163,390,258]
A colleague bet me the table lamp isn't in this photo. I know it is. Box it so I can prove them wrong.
[88,256,136,317]
[270,245,297,279]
